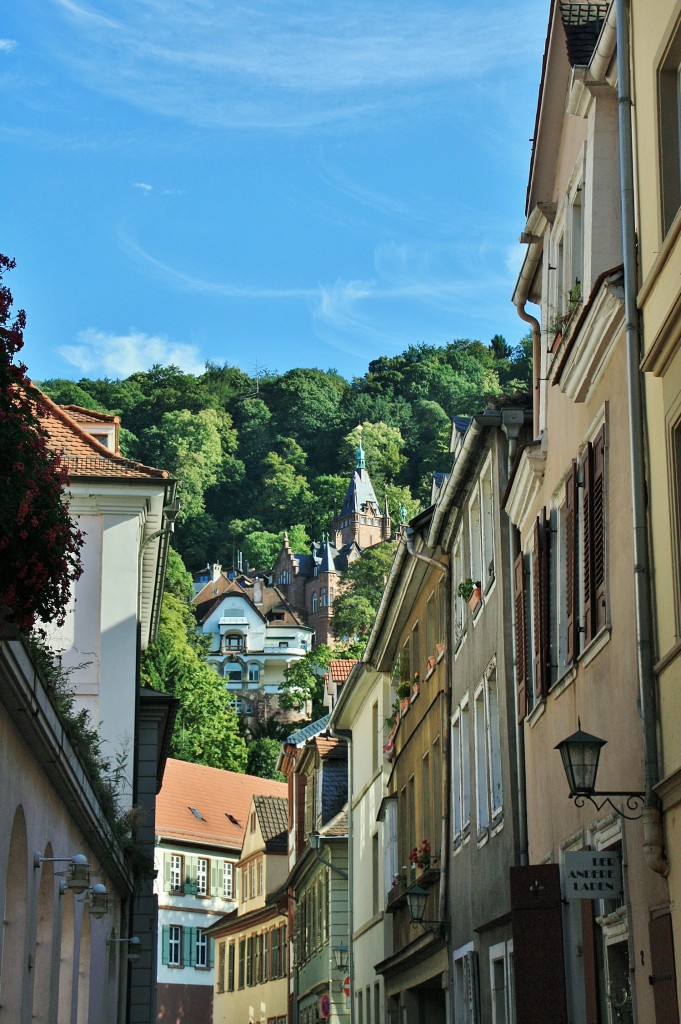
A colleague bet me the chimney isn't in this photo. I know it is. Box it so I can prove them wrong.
[253,579,263,605]
[212,563,222,582]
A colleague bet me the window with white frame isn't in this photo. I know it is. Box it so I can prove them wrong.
[383,797,398,897]
[248,664,260,683]
[242,865,249,901]
[312,592,318,613]
[196,857,209,897]
[453,526,466,645]
[451,700,471,845]
[468,488,483,589]
[659,25,681,236]
[223,861,233,898]
[170,853,183,894]
[250,863,256,897]
[453,944,480,1023]
[474,665,503,838]
[225,665,243,683]
[195,929,209,969]
[168,925,182,967]
[257,860,263,896]
[481,458,495,589]
[489,940,515,1024]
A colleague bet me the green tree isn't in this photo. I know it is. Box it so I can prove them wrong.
[279,645,333,718]
[141,550,247,771]
[341,422,406,493]
[260,452,314,530]
[332,542,397,649]
[245,739,286,781]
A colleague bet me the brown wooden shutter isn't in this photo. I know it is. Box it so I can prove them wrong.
[649,913,680,1024]
[580,899,599,1024]
[565,461,579,663]
[514,550,527,722]
[582,441,595,644]
[592,425,606,633]
[510,864,568,1024]
[532,512,551,700]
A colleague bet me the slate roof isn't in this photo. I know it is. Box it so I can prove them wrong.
[254,795,289,852]
[340,467,380,518]
[286,715,330,745]
[156,758,286,849]
[39,394,168,480]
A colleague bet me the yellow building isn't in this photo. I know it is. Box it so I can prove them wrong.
[631,0,681,1014]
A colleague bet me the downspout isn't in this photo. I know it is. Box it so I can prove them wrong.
[514,236,543,441]
[327,725,353,1023]
[509,522,529,867]
[615,0,667,875]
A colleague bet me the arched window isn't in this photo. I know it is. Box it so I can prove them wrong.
[1,807,28,1022]
[311,593,318,613]
[225,665,243,683]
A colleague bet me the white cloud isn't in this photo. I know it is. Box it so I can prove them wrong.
[59,328,205,376]
[0,38,17,52]
[133,181,153,192]
[41,0,547,131]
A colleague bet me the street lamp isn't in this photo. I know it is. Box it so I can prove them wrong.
[406,886,446,937]
[555,722,645,819]
[332,943,349,972]
[34,853,91,894]
[87,883,110,919]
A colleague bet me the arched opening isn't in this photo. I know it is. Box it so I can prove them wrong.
[32,843,56,1023]
[57,887,75,1024]
[0,806,29,1023]
[76,902,90,1024]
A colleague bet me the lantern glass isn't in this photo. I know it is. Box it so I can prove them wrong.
[406,885,429,924]
[332,943,349,971]
[66,855,91,895]
[555,727,607,796]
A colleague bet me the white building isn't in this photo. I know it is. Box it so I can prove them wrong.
[154,758,287,1023]
[193,573,314,728]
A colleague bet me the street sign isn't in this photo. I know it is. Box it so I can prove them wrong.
[563,850,623,900]
[320,993,331,1019]
[342,976,351,998]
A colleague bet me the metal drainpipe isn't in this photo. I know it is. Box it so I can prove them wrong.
[615,0,667,875]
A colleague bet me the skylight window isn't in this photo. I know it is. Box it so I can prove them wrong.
[226,813,242,827]
[189,807,205,821]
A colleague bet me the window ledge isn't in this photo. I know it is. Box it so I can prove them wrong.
[527,699,547,728]
[578,625,611,669]
[549,664,578,700]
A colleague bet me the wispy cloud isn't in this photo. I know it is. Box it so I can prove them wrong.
[0,38,17,52]
[59,327,205,376]
[40,0,546,131]
[133,181,153,192]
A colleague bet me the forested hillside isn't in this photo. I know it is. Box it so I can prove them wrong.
[40,335,530,573]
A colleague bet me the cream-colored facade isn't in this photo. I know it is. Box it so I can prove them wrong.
[632,0,681,1012]
[508,4,673,1022]
[210,795,289,1024]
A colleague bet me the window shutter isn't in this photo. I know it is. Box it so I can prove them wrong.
[592,425,606,633]
[582,442,596,644]
[183,927,193,968]
[649,912,680,1024]
[186,856,197,896]
[215,859,224,898]
[510,864,568,1024]
[161,925,170,965]
[208,937,214,970]
[514,551,527,722]
[565,461,579,663]
[580,900,599,1024]
[464,950,481,1024]
[532,513,551,700]
[164,853,172,893]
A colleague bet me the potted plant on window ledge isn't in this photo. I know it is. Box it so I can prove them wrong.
[396,679,412,716]
[458,578,482,612]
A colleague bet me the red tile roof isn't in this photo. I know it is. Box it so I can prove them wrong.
[61,405,121,425]
[38,393,168,480]
[327,660,359,682]
[156,758,287,850]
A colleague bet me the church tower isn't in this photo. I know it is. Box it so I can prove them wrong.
[332,441,391,551]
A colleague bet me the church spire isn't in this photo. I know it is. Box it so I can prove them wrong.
[355,440,366,471]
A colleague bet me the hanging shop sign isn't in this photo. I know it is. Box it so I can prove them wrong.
[563,850,623,900]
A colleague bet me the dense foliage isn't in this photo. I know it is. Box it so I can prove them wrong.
[140,549,247,772]
[0,256,83,629]
[40,336,531,574]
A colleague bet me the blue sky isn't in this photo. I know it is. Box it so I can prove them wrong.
[3,1,547,383]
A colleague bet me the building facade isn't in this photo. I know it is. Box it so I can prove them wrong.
[208,794,290,1024]
[154,758,287,1023]
[193,572,314,729]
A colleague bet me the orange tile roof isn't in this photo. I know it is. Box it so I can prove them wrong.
[38,393,169,480]
[328,659,359,682]
[312,736,346,759]
[156,758,287,850]
[61,405,120,425]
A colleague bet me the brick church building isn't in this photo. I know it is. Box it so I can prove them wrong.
[272,443,391,644]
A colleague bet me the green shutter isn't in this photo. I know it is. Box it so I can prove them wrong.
[183,927,194,967]
[161,925,170,965]
[208,937,214,969]
[164,854,172,893]
[186,856,197,896]
[214,860,224,897]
